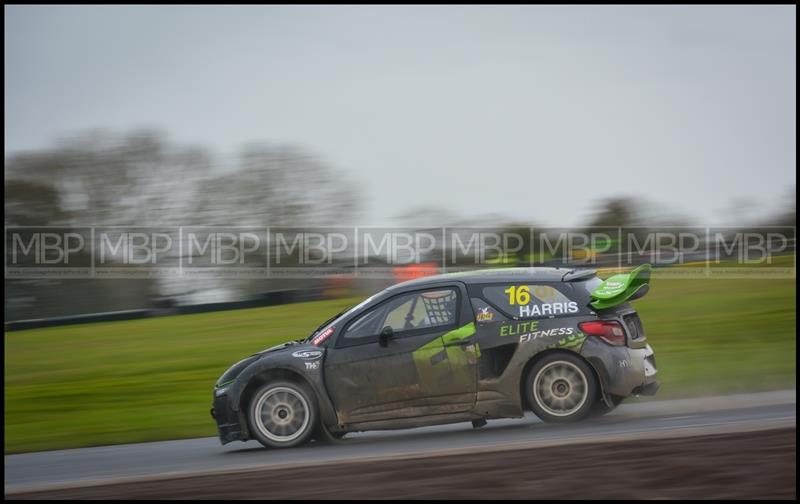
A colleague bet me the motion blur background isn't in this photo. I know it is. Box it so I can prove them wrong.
[4,5,796,454]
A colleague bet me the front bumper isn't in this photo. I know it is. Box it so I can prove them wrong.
[211,393,248,444]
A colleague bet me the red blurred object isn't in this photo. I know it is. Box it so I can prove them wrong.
[392,262,440,283]
[579,320,626,346]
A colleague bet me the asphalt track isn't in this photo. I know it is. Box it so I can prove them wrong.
[4,389,796,495]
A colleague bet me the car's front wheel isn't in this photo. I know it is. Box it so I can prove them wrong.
[525,353,597,423]
[248,380,318,449]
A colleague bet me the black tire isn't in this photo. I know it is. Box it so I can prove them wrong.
[248,380,318,449]
[525,352,598,423]
[591,394,624,417]
[313,423,347,444]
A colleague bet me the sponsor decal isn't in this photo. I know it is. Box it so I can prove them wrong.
[292,349,323,360]
[519,327,575,343]
[501,285,579,318]
[476,307,494,322]
[618,359,630,368]
[518,301,579,318]
[501,320,576,343]
[312,326,335,346]
[552,332,586,351]
[500,320,539,337]
[305,361,320,370]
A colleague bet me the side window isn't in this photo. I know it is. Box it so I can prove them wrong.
[343,305,389,341]
[481,284,579,319]
[343,288,458,341]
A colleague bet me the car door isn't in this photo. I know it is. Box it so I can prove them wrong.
[324,285,478,424]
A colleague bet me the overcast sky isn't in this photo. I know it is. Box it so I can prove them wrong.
[4,5,796,226]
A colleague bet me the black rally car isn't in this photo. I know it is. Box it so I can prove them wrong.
[211,265,658,448]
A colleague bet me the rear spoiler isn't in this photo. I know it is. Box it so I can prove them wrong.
[590,264,651,310]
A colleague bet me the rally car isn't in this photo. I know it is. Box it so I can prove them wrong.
[211,265,658,448]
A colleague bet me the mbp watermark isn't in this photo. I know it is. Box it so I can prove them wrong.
[534,227,619,267]
[356,228,443,278]
[445,228,527,270]
[705,227,795,278]
[4,225,796,280]
[5,227,92,278]
[94,227,179,278]
[619,227,709,279]
[269,227,356,278]
[182,227,267,278]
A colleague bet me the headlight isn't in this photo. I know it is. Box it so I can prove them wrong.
[215,387,228,397]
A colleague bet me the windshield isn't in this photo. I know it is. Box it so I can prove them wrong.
[305,307,351,342]
[304,294,378,342]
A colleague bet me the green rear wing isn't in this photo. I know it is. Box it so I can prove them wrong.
[590,263,652,310]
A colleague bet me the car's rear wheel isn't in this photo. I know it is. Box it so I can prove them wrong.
[525,353,597,423]
[248,380,317,449]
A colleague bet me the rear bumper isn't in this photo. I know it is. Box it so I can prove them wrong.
[211,394,248,445]
[581,338,659,398]
[633,380,660,396]
[637,344,659,395]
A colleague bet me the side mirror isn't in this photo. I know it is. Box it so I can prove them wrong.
[379,326,394,347]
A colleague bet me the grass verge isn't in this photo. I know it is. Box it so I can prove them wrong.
[5,262,795,453]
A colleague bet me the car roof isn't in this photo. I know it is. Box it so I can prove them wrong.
[386,267,597,291]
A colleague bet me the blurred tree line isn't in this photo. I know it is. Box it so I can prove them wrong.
[4,129,795,320]
[5,130,360,227]
[4,130,362,320]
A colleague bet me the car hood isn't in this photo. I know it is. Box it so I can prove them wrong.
[215,341,316,388]
[257,340,303,356]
